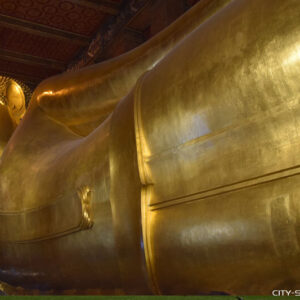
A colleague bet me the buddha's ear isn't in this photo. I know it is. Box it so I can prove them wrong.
[6,79,26,125]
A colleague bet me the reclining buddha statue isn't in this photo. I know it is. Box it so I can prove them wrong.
[1,0,300,295]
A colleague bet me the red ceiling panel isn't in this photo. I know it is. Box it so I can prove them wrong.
[0,58,59,79]
[0,0,107,36]
[186,0,202,6]
[0,26,80,62]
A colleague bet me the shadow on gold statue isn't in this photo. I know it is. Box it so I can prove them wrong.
[0,0,300,295]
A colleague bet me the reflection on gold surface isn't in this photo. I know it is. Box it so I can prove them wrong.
[78,186,94,230]
[6,80,26,123]
[1,0,300,295]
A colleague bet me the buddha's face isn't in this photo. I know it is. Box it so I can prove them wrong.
[0,79,26,156]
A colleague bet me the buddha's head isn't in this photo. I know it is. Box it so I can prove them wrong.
[0,78,27,156]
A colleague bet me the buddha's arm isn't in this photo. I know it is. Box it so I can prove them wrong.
[0,0,234,235]
[35,0,232,136]
[0,0,227,236]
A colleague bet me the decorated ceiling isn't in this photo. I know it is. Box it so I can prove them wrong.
[0,0,200,92]
[0,0,123,88]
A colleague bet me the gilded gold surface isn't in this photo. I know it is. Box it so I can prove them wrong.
[0,78,26,156]
[0,0,300,295]
[6,80,26,124]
